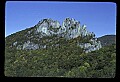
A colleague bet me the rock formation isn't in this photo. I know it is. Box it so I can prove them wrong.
[14,18,102,53]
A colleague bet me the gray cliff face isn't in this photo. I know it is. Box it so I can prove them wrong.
[62,18,95,39]
[22,41,39,50]
[35,18,61,36]
[14,18,102,53]
[79,40,102,53]
[35,18,95,39]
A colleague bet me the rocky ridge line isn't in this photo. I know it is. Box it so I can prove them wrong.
[12,18,102,53]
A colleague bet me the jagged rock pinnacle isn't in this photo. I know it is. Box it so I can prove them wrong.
[14,17,102,53]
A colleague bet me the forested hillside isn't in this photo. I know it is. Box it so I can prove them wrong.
[97,35,116,47]
[5,18,116,77]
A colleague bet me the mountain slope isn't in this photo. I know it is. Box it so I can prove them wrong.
[5,18,116,77]
[97,35,116,47]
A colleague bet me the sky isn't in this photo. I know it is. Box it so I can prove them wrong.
[5,1,116,37]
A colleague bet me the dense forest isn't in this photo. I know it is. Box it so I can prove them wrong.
[5,35,116,77]
[5,18,116,77]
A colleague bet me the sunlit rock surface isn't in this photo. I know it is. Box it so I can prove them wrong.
[22,41,39,50]
[15,18,102,53]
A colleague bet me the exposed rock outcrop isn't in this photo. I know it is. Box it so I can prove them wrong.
[36,18,61,36]
[15,18,102,53]
[22,41,39,50]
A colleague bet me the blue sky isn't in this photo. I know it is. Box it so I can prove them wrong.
[5,1,116,37]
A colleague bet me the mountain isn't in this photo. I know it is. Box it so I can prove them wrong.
[5,18,116,77]
[97,35,116,47]
[6,18,102,53]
